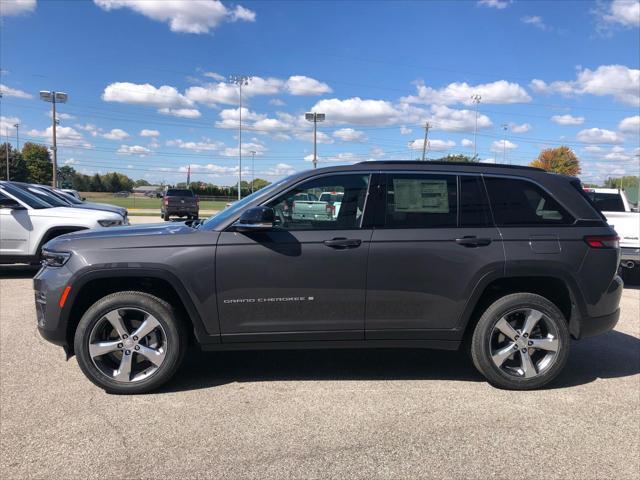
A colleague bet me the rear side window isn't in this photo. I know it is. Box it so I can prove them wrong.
[166,189,193,197]
[460,176,491,227]
[484,177,573,226]
[384,174,457,228]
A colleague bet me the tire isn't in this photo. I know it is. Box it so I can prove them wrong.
[470,293,570,390]
[74,291,187,394]
[163,213,170,221]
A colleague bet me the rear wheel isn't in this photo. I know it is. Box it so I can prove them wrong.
[74,291,186,394]
[163,212,170,221]
[471,293,570,390]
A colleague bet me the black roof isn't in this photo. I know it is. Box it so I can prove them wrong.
[357,160,544,172]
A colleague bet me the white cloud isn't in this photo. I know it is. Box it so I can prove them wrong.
[27,125,92,148]
[102,128,130,140]
[402,80,531,106]
[269,98,285,106]
[93,0,256,34]
[221,141,266,157]
[139,129,160,137]
[594,0,640,31]
[202,71,225,81]
[333,128,366,142]
[400,126,412,135]
[186,82,238,105]
[103,82,193,108]
[583,145,603,154]
[0,0,36,16]
[477,0,509,9]
[166,138,222,152]
[509,122,532,133]
[304,152,366,164]
[576,127,623,144]
[428,105,493,132]
[47,111,75,121]
[0,83,33,99]
[261,163,296,176]
[521,15,548,30]
[0,115,20,136]
[461,138,474,148]
[408,138,456,152]
[551,114,585,125]
[490,140,518,152]
[117,144,151,156]
[618,115,640,134]
[285,76,332,96]
[311,97,401,125]
[530,65,640,106]
[295,130,334,144]
[158,107,202,118]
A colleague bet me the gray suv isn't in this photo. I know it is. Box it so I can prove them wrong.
[34,162,623,393]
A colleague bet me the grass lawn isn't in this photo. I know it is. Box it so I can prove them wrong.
[82,194,228,211]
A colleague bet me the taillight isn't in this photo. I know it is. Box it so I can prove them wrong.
[164,198,169,205]
[584,235,619,249]
[326,204,335,213]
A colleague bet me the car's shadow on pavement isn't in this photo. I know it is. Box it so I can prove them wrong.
[0,265,40,279]
[159,328,640,394]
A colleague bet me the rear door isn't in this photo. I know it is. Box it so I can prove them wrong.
[0,193,31,257]
[365,172,505,339]
[215,172,374,342]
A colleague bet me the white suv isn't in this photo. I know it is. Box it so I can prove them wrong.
[0,181,126,264]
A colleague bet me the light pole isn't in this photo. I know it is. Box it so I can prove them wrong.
[421,122,431,161]
[39,91,68,187]
[250,150,256,193]
[501,123,508,164]
[13,123,19,151]
[305,112,325,168]
[471,94,481,158]
[229,75,250,200]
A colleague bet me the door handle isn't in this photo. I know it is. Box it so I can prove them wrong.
[323,238,362,249]
[455,236,492,247]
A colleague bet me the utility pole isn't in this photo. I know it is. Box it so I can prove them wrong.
[250,150,256,193]
[501,124,508,164]
[471,94,481,158]
[13,123,19,151]
[186,164,191,188]
[229,75,250,200]
[39,91,68,188]
[4,129,9,181]
[305,112,325,168]
[421,122,431,161]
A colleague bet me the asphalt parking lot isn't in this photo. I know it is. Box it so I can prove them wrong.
[0,266,638,480]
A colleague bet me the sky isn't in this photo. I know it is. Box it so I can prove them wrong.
[0,0,639,186]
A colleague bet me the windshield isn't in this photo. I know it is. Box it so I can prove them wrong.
[25,186,70,207]
[201,176,293,230]
[0,183,52,209]
[587,192,626,212]
[55,189,83,204]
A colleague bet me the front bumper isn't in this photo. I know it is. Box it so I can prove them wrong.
[33,265,73,348]
[620,246,640,263]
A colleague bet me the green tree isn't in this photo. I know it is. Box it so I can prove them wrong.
[530,146,581,176]
[90,173,104,192]
[0,143,28,182]
[22,142,53,184]
[135,179,151,187]
[603,176,639,189]
[58,165,77,188]
[434,154,477,163]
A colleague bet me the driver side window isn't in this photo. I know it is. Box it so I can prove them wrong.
[267,174,370,230]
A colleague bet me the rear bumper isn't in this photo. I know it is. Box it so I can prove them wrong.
[620,246,640,263]
[570,275,623,339]
[573,308,620,339]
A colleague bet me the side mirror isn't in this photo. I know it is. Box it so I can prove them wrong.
[234,206,275,232]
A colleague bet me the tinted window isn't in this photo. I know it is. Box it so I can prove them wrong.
[0,184,51,209]
[384,174,457,228]
[485,177,572,226]
[166,189,193,197]
[460,176,491,227]
[26,187,69,207]
[589,192,625,212]
[268,174,369,230]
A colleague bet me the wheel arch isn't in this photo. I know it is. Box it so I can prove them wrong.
[62,268,214,355]
[35,226,89,258]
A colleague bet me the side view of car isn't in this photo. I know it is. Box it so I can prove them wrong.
[0,181,127,264]
[34,161,622,394]
[160,188,199,221]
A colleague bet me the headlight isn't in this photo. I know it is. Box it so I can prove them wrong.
[98,219,123,227]
[41,249,71,267]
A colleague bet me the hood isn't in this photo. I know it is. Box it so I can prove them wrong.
[30,206,122,220]
[76,202,127,217]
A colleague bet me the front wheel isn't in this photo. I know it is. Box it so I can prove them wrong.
[471,293,570,390]
[74,291,187,394]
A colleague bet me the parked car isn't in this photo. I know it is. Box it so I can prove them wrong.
[161,188,199,221]
[583,188,639,270]
[34,161,622,394]
[318,191,344,219]
[0,181,126,264]
[61,188,82,200]
[15,183,129,224]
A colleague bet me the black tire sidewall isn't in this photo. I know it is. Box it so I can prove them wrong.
[471,293,570,390]
[74,291,186,394]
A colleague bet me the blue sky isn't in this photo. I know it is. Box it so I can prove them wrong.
[1,0,638,186]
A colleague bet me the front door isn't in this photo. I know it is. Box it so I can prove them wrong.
[0,193,31,257]
[216,173,373,342]
[365,173,505,339]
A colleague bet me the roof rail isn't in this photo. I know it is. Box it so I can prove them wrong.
[356,160,544,172]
